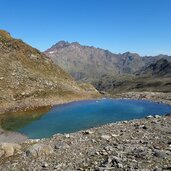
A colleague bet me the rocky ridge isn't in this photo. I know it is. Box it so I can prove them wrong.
[45,41,171,82]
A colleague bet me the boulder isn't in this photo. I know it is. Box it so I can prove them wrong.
[0,143,21,157]
[26,144,53,157]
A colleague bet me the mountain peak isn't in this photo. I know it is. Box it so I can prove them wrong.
[54,40,70,48]
[54,41,81,48]
[45,41,82,53]
[123,51,139,56]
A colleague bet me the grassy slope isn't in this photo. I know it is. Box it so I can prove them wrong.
[0,30,100,114]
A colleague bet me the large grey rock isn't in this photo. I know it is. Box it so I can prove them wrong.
[0,143,21,157]
[153,150,168,158]
[26,144,53,157]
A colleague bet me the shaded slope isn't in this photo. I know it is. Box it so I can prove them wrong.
[94,59,171,94]
[137,59,171,77]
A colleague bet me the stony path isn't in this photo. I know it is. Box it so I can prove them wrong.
[0,114,171,171]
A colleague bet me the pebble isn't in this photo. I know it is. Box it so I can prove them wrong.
[83,130,94,135]
[42,163,48,168]
[117,163,124,168]
[65,134,70,138]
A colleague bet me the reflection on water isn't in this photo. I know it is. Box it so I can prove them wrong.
[0,107,51,131]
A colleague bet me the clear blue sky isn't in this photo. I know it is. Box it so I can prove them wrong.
[0,0,171,56]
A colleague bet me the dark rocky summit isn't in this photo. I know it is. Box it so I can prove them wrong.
[137,58,171,77]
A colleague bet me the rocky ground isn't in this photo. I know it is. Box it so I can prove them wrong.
[0,114,171,171]
[0,91,171,171]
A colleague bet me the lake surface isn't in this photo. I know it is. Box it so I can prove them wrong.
[1,99,171,139]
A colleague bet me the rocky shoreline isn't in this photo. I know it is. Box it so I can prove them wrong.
[0,114,171,170]
[114,92,171,106]
[0,91,171,170]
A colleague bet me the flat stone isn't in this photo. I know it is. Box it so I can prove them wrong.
[153,150,168,158]
[101,135,111,140]
[154,115,161,118]
[54,142,70,149]
[111,134,119,137]
[146,115,153,119]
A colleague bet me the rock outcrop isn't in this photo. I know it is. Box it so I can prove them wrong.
[26,144,53,157]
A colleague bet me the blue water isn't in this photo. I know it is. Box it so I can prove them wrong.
[18,99,171,139]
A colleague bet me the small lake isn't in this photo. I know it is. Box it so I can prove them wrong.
[1,99,171,139]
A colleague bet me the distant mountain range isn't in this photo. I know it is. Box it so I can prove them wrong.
[94,58,171,94]
[45,41,171,81]
[0,31,99,113]
[45,41,171,93]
